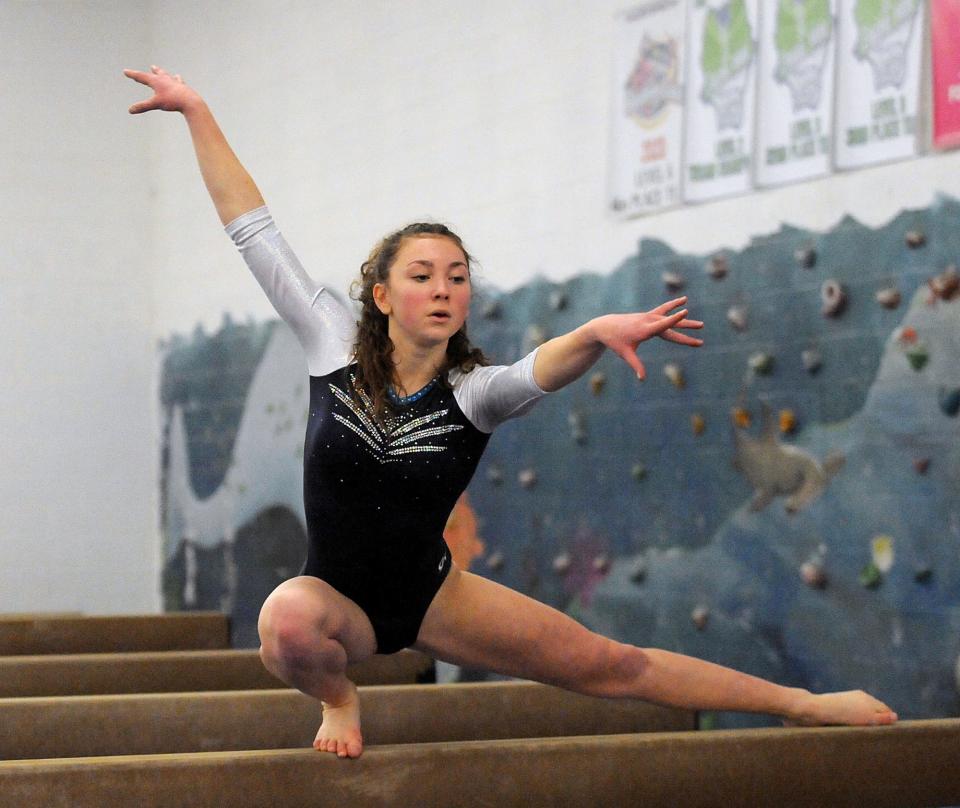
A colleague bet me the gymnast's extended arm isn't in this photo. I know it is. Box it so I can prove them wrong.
[123,65,355,374]
[453,297,703,432]
[532,296,704,392]
[123,65,263,225]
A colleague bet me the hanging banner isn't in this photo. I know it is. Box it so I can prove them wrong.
[932,0,960,151]
[608,0,686,218]
[833,0,924,169]
[682,0,759,203]
[755,0,836,187]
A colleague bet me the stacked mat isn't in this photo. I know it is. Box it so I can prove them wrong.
[0,612,957,807]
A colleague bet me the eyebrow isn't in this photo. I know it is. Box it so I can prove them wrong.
[406,260,468,270]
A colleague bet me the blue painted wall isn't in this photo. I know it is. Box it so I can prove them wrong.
[160,197,960,726]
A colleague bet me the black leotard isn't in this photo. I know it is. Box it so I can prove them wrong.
[227,207,549,653]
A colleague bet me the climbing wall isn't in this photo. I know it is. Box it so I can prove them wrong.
[159,197,960,725]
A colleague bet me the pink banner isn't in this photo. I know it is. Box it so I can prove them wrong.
[932,0,960,150]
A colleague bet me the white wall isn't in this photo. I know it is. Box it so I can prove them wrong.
[0,2,160,613]
[146,0,960,334]
[3,0,958,614]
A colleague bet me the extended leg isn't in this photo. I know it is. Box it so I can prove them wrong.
[258,576,377,758]
[413,565,897,725]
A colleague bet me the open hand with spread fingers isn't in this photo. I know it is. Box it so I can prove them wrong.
[590,296,704,380]
[122,64,203,115]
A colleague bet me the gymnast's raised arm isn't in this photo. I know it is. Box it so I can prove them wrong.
[124,65,355,374]
[123,65,263,225]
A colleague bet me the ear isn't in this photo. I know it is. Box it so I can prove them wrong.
[373,282,391,315]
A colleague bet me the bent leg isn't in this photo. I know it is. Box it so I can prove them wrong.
[258,575,378,757]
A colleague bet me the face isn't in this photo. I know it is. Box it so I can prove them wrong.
[373,235,472,349]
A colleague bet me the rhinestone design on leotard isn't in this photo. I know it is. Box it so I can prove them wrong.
[327,375,464,464]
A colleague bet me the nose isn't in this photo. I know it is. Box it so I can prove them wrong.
[432,278,450,299]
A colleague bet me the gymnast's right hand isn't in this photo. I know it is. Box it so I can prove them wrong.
[123,65,202,114]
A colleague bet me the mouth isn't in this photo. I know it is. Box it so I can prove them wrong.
[428,312,452,322]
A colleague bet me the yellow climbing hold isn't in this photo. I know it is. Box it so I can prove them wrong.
[733,407,751,428]
[664,362,685,389]
[871,535,894,574]
[779,409,797,434]
[691,413,706,435]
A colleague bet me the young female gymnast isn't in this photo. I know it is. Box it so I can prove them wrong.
[125,65,897,759]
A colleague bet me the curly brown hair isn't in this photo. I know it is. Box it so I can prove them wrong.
[349,222,489,423]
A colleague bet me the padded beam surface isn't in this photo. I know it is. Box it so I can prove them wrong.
[0,681,695,758]
[0,649,433,697]
[1,720,957,807]
[0,614,229,655]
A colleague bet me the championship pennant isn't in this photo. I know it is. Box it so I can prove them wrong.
[931,0,960,150]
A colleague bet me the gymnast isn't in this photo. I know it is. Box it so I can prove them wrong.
[125,65,898,759]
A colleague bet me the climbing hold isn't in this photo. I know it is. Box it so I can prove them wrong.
[732,407,751,428]
[482,299,502,319]
[871,535,894,573]
[875,287,901,309]
[801,349,822,374]
[518,468,538,489]
[794,246,817,269]
[914,566,933,584]
[691,413,706,435]
[629,558,647,584]
[859,562,882,589]
[913,458,931,474]
[726,305,748,332]
[800,560,828,590]
[707,254,728,280]
[821,279,847,317]
[549,290,568,311]
[525,324,548,350]
[929,265,959,301]
[748,352,774,375]
[486,551,505,571]
[663,362,685,389]
[906,344,929,371]
[593,555,611,574]
[631,463,647,481]
[552,552,571,575]
[589,372,606,396]
[662,271,685,292]
[486,464,504,485]
[691,606,709,631]
[939,387,960,417]
[778,409,797,434]
[905,230,926,248]
[896,326,918,345]
[568,411,588,444]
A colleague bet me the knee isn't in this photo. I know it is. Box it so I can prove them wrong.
[611,643,649,682]
[258,590,335,671]
[588,642,649,698]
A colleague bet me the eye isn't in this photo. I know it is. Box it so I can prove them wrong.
[413,274,429,281]
[451,275,468,284]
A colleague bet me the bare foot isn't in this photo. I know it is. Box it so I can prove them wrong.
[314,680,363,758]
[782,689,898,727]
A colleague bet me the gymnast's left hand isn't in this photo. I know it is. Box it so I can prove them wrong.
[591,296,703,380]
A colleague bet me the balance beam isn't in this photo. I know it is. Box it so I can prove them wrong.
[0,613,229,655]
[0,681,695,759]
[0,649,433,697]
[1,720,956,807]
